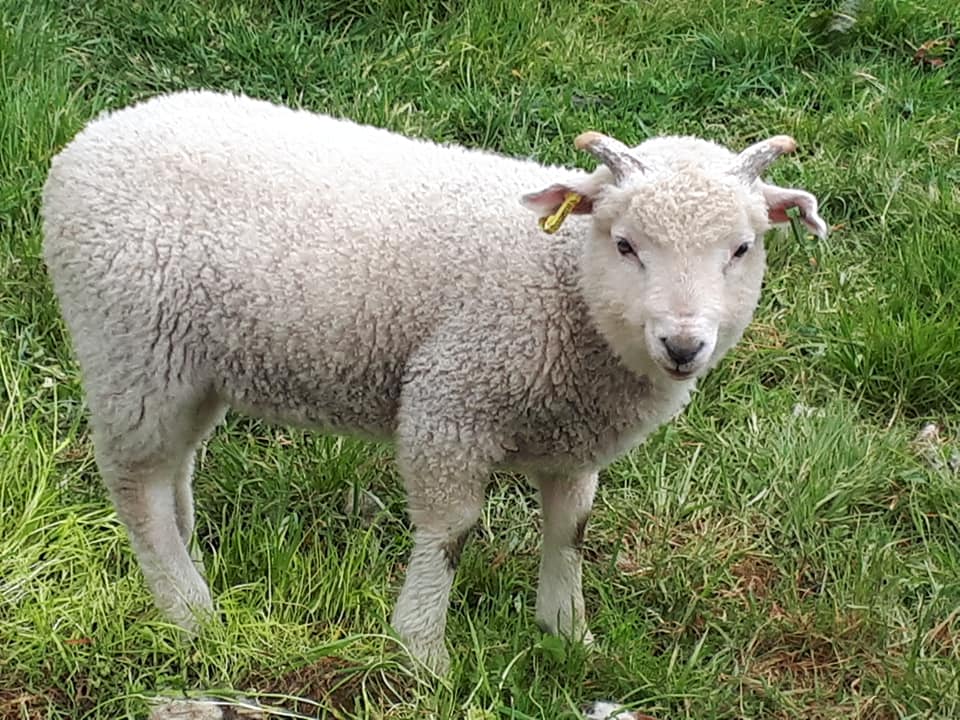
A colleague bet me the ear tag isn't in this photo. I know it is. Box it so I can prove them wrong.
[538,192,582,234]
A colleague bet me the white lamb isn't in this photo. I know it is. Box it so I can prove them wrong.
[41,90,826,674]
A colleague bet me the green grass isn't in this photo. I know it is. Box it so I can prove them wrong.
[2,0,959,717]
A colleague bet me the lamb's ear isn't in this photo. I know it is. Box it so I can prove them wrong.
[758,181,829,239]
[732,135,828,239]
[520,180,598,217]
[523,129,642,232]
[521,176,605,234]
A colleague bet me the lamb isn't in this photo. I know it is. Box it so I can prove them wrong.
[41,90,827,675]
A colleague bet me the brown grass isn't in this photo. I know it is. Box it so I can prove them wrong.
[239,656,415,718]
[0,675,96,720]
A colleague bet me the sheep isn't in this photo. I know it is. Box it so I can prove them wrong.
[41,89,827,675]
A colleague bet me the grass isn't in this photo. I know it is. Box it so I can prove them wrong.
[1,0,959,717]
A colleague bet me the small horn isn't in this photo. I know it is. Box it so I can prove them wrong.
[733,134,797,182]
[574,130,646,183]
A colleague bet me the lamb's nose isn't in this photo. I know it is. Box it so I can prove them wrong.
[662,337,706,366]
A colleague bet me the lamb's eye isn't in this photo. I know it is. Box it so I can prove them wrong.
[733,242,751,259]
[616,238,635,256]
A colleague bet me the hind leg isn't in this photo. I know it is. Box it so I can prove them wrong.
[172,395,227,570]
[92,390,225,631]
[173,455,203,570]
[102,459,213,629]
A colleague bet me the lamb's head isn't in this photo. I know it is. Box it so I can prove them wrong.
[522,131,827,382]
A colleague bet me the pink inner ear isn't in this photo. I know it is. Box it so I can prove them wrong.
[761,185,828,238]
[767,206,791,223]
[522,184,594,215]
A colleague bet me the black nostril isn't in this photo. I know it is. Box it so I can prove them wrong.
[663,338,705,366]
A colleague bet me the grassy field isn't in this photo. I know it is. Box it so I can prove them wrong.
[2,0,959,718]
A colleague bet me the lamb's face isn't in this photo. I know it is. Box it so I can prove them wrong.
[581,171,768,381]
[523,130,827,384]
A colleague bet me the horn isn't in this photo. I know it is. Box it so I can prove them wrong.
[733,134,797,182]
[574,131,646,183]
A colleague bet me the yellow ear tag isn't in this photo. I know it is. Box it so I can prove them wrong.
[538,192,582,234]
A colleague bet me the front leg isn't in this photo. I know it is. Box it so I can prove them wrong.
[390,488,484,675]
[533,470,598,643]
[392,397,498,675]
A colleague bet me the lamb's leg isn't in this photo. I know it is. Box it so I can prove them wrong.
[391,410,493,674]
[390,493,483,675]
[101,457,214,631]
[533,470,598,643]
[91,391,224,631]
[172,396,227,571]
[173,454,203,570]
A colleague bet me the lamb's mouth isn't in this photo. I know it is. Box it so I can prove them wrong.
[665,367,696,380]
